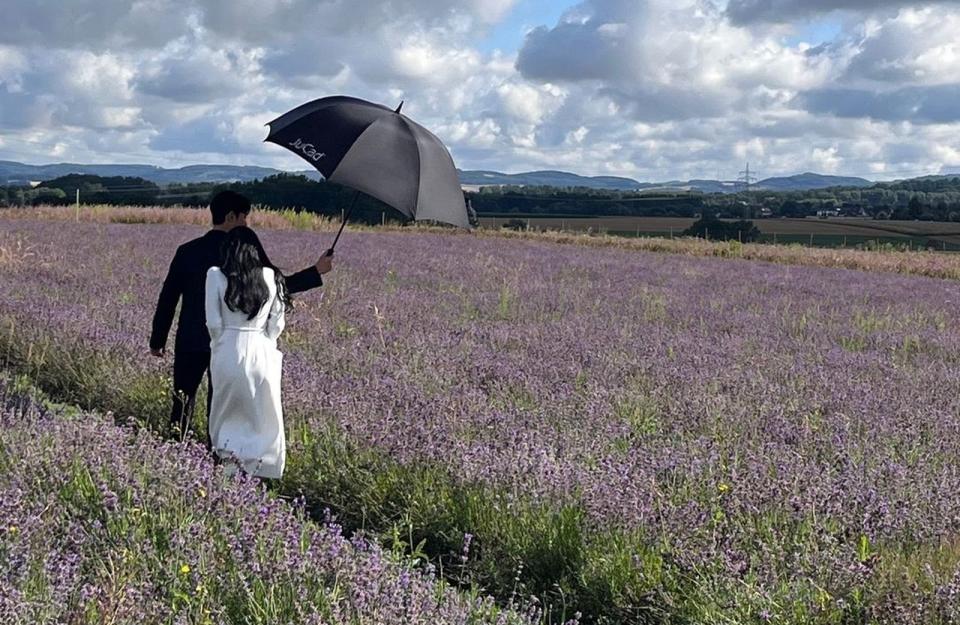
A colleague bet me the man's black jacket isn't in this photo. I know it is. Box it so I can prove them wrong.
[150,229,323,354]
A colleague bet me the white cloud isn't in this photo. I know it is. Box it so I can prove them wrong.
[137,44,263,103]
[842,8,960,86]
[0,0,192,50]
[515,0,834,124]
[496,82,564,124]
[0,0,959,180]
[0,46,28,92]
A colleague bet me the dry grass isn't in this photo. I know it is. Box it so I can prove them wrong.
[470,227,960,279]
[480,215,960,238]
[0,232,37,269]
[0,205,342,231]
[5,204,960,281]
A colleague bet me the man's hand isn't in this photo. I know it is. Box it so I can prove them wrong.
[150,347,165,358]
[314,254,333,275]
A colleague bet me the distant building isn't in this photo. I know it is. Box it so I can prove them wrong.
[816,209,840,218]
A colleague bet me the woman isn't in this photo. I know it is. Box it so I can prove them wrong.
[204,226,293,478]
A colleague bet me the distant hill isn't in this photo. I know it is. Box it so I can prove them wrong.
[461,170,873,193]
[0,160,873,192]
[0,160,311,186]
[754,172,872,191]
[643,180,741,194]
[458,169,644,191]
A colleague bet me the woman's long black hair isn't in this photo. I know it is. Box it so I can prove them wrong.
[220,226,293,320]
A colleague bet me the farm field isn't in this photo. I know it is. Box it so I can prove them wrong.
[480,216,960,248]
[5,210,960,622]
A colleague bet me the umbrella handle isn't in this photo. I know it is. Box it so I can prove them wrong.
[327,190,361,255]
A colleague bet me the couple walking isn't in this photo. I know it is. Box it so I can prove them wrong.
[149,191,333,478]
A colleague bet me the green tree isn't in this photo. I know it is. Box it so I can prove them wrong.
[908,196,923,219]
[39,174,160,205]
[683,216,760,242]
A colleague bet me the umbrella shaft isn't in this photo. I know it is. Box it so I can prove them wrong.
[328,190,360,255]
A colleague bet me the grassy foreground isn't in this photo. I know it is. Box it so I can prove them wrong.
[5,211,960,622]
[0,372,546,625]
[0,327,680,624]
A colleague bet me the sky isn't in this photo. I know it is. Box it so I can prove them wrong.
[1,0,960,182]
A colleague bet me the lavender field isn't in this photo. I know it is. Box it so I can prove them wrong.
[4,214,960,622]
[0,376,541,625]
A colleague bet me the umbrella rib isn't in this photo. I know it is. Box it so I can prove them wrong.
[394,114,423,212]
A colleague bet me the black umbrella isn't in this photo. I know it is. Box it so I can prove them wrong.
[264,95,470,254]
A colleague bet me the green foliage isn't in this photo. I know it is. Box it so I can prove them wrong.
[0,186,67,207]
[39,174,161,206]
[282,418,683,624]
[0,173,405,226]
[0,314,692,624]
[683,215,761,242]
[224,174,395,225]
[9,170,960,224]
[473,185,704,219]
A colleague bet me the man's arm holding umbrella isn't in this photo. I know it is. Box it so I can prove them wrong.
[149,247,186,357]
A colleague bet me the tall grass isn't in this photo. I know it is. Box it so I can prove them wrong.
[6,204,960,281]
[6,308,960,623]
[0,321,669,623]
[0,374,547,625]
[5,213,960,622]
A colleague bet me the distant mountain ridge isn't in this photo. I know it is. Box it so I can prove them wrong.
[0,160,307,185]
[754,172,873,191]
[458,169,644,190]
[0,159,873,192]
[456,169,873,192]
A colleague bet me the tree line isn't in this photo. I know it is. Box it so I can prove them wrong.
[0,174,405,225]
[5,173,960,223]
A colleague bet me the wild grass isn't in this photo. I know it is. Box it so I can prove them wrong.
[6,204,960,281]
[0,374,544,625]
[5,211,960,622]
[5,303,960,623]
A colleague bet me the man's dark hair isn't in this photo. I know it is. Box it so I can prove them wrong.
[210,190,251,225]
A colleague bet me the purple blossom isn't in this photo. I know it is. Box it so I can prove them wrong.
[4,216,960,620]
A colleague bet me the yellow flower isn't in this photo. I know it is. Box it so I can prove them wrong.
[7,525,18,535]
[717,483,730,494]
[180,564,191,575]
[197,487,207,498]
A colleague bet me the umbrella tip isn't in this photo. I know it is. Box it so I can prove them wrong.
[395,100,404,114]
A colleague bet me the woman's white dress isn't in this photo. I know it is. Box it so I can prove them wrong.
[204,266,286,478]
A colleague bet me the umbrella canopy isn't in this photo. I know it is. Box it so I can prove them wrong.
[264,95,470,229]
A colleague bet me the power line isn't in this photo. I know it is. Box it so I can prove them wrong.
[737,162,757,193]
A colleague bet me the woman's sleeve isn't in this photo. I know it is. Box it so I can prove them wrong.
[205,267,224,343]
[266,285,286,341]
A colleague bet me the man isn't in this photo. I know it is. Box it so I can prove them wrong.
[150,190,333,445]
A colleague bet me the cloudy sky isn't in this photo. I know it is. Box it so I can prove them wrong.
[1,0,959,181]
